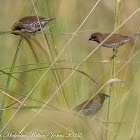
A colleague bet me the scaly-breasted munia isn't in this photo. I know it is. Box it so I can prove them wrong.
[89,32,140,60]
[74,93,109,116]
[12,16,55,33]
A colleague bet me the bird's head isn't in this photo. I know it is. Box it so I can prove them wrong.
[89,32,103,43]
[103,93,110,99]
[97,93,110,101]
[11,21,21,31]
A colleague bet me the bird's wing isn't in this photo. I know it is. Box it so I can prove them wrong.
[74,99,93,111]
[103,34,129,44]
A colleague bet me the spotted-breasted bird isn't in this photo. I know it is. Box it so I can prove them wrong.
[12,16,55,33]
[89,32,140,60]
[74,93,109,116]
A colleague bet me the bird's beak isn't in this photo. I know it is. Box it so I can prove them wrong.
[89,37,94,41]
[105,94,110,99]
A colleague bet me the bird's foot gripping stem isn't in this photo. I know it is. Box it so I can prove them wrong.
[109,48,118,60]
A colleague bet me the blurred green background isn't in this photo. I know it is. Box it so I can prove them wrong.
[0,0,140,139]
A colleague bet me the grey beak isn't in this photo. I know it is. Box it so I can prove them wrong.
[89,37,94,41]
[104,94,110,99]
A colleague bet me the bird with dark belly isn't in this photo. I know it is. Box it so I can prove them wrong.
[89,32,140,60]
[74,93,109,116]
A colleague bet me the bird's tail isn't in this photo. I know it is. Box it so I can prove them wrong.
[128,32,140,38]
[44,18,56,21]
[42,18,56,27]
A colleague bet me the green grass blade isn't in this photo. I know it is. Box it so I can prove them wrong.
[0,37,22,129]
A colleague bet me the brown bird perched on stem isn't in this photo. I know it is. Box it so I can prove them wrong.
[89,32,140,60]
[74,93,109,116]
[12,16,55,34]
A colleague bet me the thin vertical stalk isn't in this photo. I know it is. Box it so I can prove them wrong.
[106,0,124,138]
[106,58,115,140]
[44,1,67,106]
[31,0,67,106]
[0,37,22,134]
